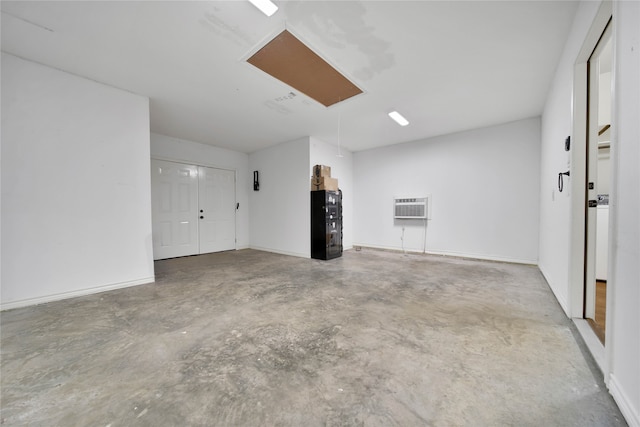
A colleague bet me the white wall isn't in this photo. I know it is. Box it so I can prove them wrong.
[1,53,154,309]
[249,137,310,257]
[353,117,541,264]
[598,148,610,195]
[607,1,640,424]
[309,137,353,250]
[540,1,640,425]
[150,133,250,249]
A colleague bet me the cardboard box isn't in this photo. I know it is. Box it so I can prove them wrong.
[311,176,337,186]
[311,176,338,191]
[313,164,331,178]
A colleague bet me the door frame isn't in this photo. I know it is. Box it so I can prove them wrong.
[151,156,238,257]
[568,0,615,383]
[584,21,612,323]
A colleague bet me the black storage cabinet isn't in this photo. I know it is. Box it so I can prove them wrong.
[311,190,343,260]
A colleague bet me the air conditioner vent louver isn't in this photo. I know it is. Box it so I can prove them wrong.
[394,197,428,219]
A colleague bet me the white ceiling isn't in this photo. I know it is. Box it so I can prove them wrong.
[1,1,578,153]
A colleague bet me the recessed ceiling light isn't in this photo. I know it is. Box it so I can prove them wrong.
[248,0,278,17]
[388,111,409,126]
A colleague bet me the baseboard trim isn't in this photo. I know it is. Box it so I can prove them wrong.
[249,245,309,259]
[609,374,640,427]
[0,276,155,311]
[352,243,537,265]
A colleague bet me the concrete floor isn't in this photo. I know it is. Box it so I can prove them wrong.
[1,249,626,426]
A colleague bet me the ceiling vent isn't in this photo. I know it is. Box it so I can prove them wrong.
[247,30,363,107]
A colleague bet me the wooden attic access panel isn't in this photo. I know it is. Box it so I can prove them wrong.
[247,30,363,107]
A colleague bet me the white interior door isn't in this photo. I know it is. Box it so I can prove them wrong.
[198,166,236,254]
[151,160,199,260]
[151,160,236,260]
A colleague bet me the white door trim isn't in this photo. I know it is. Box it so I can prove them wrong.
[569,0,614,382]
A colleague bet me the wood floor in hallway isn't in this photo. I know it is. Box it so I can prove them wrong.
[588,281,607,345]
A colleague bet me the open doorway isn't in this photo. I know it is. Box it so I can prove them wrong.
[584,21,612,344]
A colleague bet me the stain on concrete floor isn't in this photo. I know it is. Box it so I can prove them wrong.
[0,249,627,426]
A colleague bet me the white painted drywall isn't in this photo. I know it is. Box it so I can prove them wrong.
[538,1,601,313]
[309,137,353,250]
[597,148,610,195]
[1,53,154,309]
[607,1,640,424]
[353,117,540,264]
[150,133,250,250]
[540,2,640,425]
[249,137,310,257]
[599,72,612,126]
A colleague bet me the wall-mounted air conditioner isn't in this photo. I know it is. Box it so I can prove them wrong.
[394,196,431,219]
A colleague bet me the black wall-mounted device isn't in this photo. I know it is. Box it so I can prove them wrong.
[565,136,571,151]
[558,170,570,192]
[253,171,259,191]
